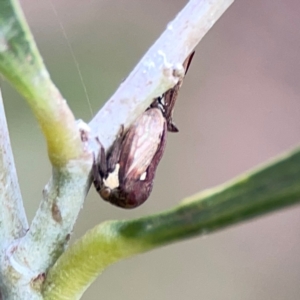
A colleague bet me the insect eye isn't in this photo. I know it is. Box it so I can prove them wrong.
[100,187,111,200]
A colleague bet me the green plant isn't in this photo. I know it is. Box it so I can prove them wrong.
[0,0,299,299]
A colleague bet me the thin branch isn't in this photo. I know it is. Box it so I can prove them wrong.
[10,162,92,272]
[0,89,27,245]
[0,90,38,298]
[89,0,234,149]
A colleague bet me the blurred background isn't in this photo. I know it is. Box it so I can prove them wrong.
[1,0,300,299]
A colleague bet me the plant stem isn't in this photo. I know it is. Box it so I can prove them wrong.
[0,0,83,166]
[0,89,27,246]
[89,0,235,150]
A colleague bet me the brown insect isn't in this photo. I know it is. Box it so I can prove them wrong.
[93,52,195,208]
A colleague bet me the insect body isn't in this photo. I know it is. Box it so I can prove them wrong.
[93,52,195,208]
[93,107,167,208]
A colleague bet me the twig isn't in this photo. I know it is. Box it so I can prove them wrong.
[89,0,234,149]
[0,89,27,245]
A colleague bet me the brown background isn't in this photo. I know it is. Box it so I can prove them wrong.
[1,0,300,299]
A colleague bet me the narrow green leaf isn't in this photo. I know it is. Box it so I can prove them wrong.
[43,147,300,299]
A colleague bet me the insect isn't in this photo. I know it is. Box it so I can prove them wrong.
[93,52,195,208]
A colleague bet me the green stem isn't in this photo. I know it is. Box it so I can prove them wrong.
[43,147,300,299]
[0,0,82,166]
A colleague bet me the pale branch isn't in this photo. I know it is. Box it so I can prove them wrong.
[89,0,234,149]
[0,90,37,299]
[0,89,27,246]
[0,156,92,299]
[10,161,92,273]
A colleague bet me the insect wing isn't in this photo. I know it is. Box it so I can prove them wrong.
[163,51,195,132]
[119,108,165,182]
